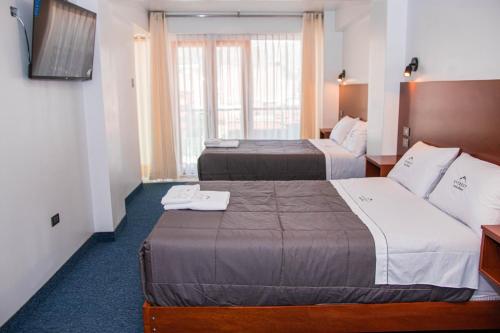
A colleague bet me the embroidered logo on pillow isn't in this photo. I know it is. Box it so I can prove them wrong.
[453,176,468,191]
[404,156,414,168]
[358,195,373,202]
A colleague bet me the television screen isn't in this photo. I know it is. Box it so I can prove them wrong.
[30,0,96,80]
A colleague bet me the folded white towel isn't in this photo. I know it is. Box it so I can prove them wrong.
[204,139,239,148]
[161,185,200,205]
[164,191,230,211]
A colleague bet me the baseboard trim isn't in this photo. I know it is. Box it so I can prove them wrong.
[92,232,116,242]
[93,183,141,242]
[1,183,144,329]
[92,215,128,242]
[1,233,98,329]
[126,182,143,205]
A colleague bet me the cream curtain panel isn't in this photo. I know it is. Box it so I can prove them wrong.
[147,13,178,180]
[134,36,154,179]
[300,13,324,139]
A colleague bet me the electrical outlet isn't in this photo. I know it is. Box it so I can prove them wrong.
[51,213,60,227]
[403,126,411,137]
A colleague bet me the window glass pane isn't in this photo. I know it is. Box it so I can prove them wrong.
[177,45,206,176]
[250,35,302,139]
[216,45,244,139]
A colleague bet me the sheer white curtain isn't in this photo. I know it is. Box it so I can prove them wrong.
[250,34,302,139]
[170,33,302,176]
[171,38,209,176]
[215,38,247,140]
[134,36,152,179]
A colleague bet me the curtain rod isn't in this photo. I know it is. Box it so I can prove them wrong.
[149,11,322,18]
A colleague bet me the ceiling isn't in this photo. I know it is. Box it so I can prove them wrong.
[122,0,369,12]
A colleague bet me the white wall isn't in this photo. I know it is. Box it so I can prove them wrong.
[365,0,500,155]
[342,15,370,84]
[75,0,115,233]
[77,0,146,231]
[0,0,146,325]
[335,2,371,31]
[366,0,408,155]
[98,0,145,228]
[0,0,93,326]
[405,0,500,81]
[323,11,343,127]
[361,0,500,155]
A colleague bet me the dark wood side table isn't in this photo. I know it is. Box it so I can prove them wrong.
[320,128,333,139]
[365,155,399,177]
[480,225,500,288]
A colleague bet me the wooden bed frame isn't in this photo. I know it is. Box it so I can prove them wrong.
[143,301,500,332]
[143,80,500,332]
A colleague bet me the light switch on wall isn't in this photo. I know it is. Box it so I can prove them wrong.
[403,126,410,137]
[402,137,409,148]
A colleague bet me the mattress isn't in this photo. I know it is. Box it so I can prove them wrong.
[140,181,473,307]
[332,178,480,289]
[308,139,365,180]
[197,140,326,180]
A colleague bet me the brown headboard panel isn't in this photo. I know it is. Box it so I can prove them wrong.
[398,80,500,164]
[339,84,368,121]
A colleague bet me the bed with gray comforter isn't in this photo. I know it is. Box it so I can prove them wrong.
[197,140,326,180]
[140,181,473,306]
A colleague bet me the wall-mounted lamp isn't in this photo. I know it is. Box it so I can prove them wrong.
[404,57,418,77]
[337,69,346,83]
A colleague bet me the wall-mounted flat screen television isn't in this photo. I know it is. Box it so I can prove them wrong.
[30,0,97,80]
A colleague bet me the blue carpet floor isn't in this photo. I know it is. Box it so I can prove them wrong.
[0,183,174,333]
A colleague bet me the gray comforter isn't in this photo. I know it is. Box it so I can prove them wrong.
[197,140,326,180]
[140,181,473,306]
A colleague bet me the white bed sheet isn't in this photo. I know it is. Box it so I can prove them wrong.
[331,177,480,290]
[309,139,365,180]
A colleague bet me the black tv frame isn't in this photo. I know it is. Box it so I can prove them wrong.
[29,0,97,81]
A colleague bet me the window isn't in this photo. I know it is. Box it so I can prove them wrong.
[172,34,302,176]
[250,37,302,139]
[175,42,207,176]
[216,41,246,139]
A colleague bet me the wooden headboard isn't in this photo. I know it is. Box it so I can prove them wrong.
[339,84,368,121]
[398,80,500,164]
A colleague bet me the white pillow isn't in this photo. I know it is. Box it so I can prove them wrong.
[341,120,367,157]
[387,141,459,198]
[429,153,500,236]
[330,116,358,144]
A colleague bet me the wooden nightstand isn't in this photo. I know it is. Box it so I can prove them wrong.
[320,128,333,139]
[365,155,399,177]
[480,225,500,287]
